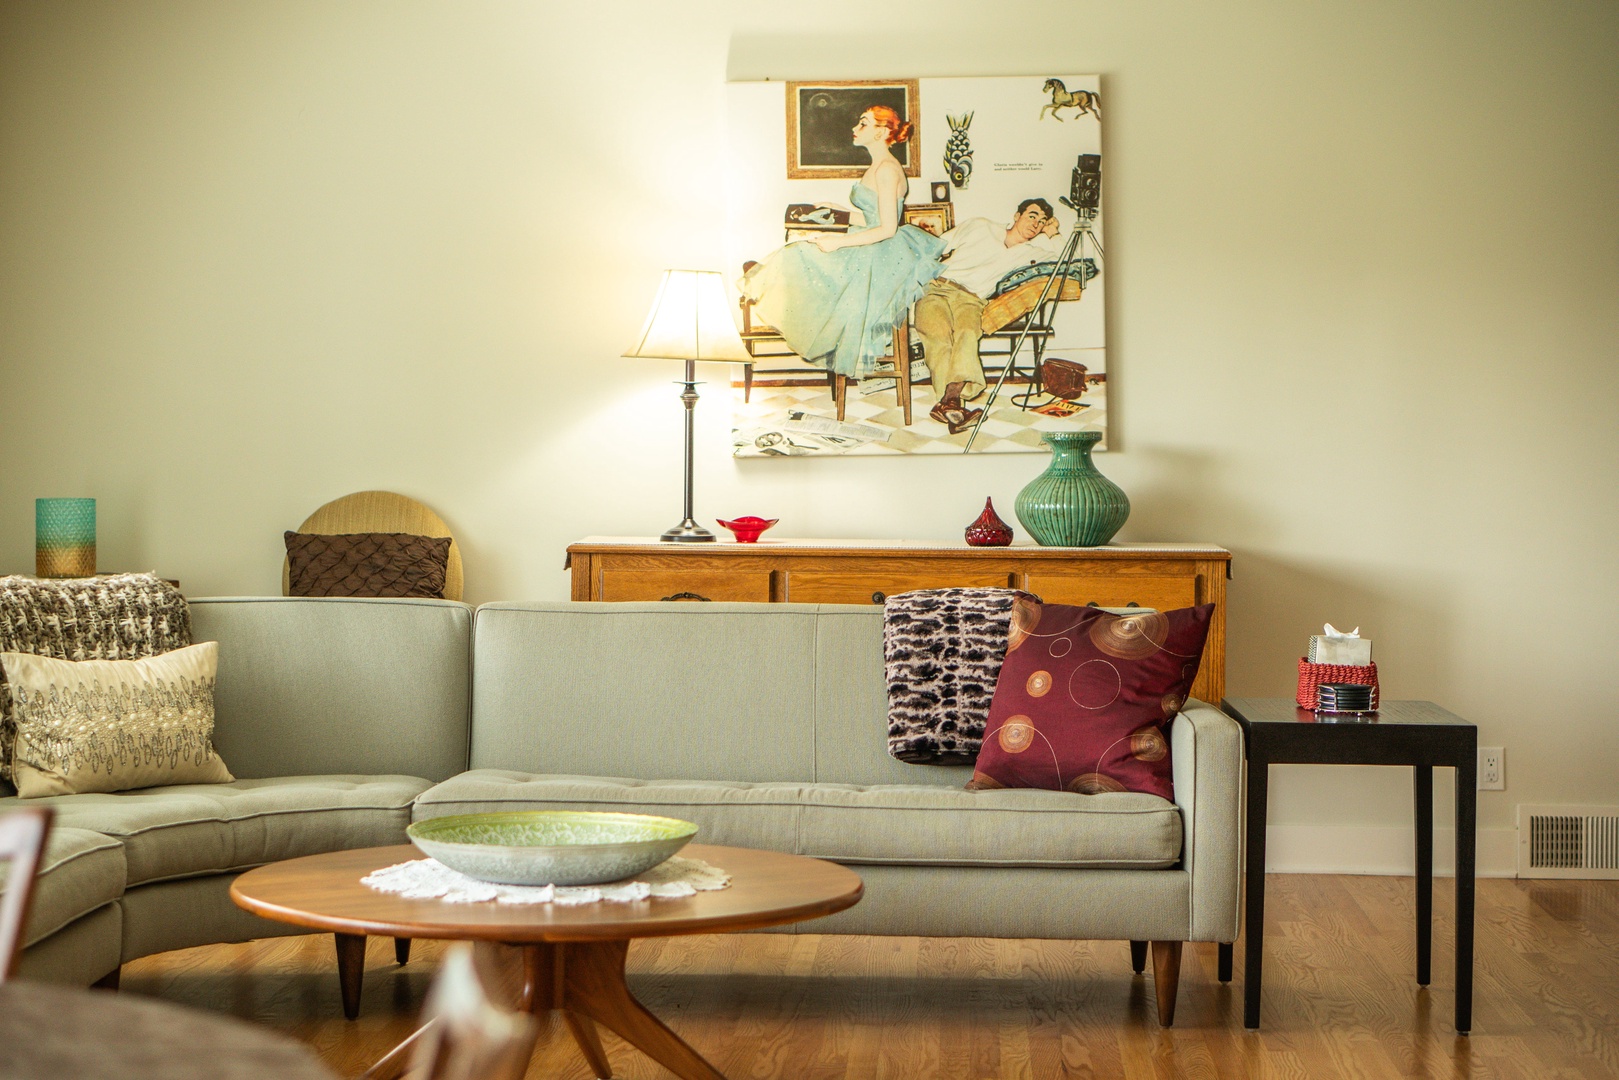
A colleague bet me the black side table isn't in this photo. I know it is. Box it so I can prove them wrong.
[1221,697,1477,1033]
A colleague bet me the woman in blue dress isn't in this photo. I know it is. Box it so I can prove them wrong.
[741,105,945,380]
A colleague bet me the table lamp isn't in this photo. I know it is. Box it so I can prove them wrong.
[623,270,751,542]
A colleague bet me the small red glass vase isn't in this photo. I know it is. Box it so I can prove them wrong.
[717,516,778,543]
[964,498,1014,547]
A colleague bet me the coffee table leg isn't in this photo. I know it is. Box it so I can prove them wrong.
[355,1019,435,1080]
[514,944,619,1078]
[335,933,366,1021]
[563,1011,614,1078]
[524,940,726,1080]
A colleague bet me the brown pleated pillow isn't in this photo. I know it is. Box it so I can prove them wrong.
[284,532,451,598]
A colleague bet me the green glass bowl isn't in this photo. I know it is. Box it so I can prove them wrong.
[406,810,699,887]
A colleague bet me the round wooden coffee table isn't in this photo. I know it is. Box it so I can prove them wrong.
[231,843,862,1080]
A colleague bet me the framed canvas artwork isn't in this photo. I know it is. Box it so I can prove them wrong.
[726,75,1107,457]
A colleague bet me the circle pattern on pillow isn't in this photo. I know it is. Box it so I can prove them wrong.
[998,716,1036,753]
[968,602,1215,798]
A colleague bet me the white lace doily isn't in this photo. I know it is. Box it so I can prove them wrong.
[360,855,731,906]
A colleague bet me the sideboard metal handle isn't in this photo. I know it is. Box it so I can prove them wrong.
[1086,601,1100,607]
[1126,601,1142,608]
[871,591,886,604]
[661,591,712,602]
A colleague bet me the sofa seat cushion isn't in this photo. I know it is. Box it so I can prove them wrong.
[0,822,125,947]
[12,775,430,886]
[416,770,1182,869]
[415,771,804,853]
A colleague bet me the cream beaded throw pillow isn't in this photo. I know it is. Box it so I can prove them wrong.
[1,642,233,798]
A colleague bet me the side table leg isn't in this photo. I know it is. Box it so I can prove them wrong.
[1244,759,1269,1029]
[1456,751,1477,1034]
[1414,764,1434,986]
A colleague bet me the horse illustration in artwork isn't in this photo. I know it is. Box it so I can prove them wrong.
[1040,79,1101,122]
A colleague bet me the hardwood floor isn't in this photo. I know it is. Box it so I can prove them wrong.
[119,875,1619,1079]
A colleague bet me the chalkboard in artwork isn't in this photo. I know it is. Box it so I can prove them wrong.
[787,80,919,179]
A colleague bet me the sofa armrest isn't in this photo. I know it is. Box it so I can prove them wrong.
[1170,700,1244,942]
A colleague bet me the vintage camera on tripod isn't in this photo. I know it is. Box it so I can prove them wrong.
[1059,153,1101,219]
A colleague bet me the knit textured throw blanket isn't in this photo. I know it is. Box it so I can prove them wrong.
[883,587,1038,765]
[0,573,191,789]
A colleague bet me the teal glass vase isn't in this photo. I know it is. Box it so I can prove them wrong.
[1014,432,1129,547]
[36,497,97,578]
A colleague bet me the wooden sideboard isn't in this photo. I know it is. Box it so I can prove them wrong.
[566,538,1232,705]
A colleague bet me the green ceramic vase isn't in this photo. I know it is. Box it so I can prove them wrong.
[1014,431,1129,547]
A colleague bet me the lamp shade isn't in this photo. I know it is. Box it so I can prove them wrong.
[623,270,751,364]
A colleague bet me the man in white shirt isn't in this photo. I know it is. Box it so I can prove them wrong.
[916,198,1065,433]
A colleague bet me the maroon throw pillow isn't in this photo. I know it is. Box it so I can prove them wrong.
[969,599,1214,799]
[284,532,450,599]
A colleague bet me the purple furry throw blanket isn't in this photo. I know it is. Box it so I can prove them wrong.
[883,587,1038,765]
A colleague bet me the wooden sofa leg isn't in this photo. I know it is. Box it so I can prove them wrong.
[1150,941,1183,1026]
[92,965,121,991]
[394,937,412,965]
[1218,942,1233,982]
[1129,940,1147,974]
[336,932,366,1020]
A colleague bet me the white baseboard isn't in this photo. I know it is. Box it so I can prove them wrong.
[1262,825,1517,878]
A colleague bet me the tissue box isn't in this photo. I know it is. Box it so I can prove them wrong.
[1308,635,1372,665]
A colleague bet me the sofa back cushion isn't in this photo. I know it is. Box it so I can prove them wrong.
[471,603,817,782]
[812,608,974,789]
[189,597,472,782]
[470,602,970,789]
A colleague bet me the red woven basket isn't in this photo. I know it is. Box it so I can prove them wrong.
[1296,658,1379,710]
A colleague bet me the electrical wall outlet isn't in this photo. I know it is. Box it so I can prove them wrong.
[1479,746,1505,790]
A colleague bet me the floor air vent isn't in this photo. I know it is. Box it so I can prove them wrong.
[1518,805,1619,879]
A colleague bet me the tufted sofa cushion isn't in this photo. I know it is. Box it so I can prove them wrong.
[415,769,1182,869]
[0,825,125,948]
[4,776,429,887]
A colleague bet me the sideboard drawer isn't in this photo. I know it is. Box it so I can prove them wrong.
[599,570,772,603]
[1025,573,1198,612]
[784,571,1014,605]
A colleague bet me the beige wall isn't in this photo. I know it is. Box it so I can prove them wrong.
[3,1,1615,857]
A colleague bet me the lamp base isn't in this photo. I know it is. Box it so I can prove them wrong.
[660,519,716,543]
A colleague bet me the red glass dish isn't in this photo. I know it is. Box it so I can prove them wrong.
[716,516,778,543]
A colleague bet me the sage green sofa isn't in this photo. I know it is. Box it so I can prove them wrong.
[3,596,473,986]
[3,596,1243,1026]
